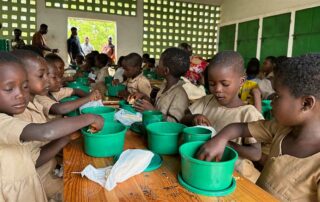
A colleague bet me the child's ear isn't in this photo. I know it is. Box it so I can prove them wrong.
[164,66,170,75]
[239,75,246,87]
[301,96,316,111]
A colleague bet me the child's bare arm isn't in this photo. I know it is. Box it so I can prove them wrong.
[50,90,101,115]
[20,114,103,142]
[197,123,253,161]
[227,141,261,161]
[35,136,70,168]
[72,88,89,97]
[252,88,262,112]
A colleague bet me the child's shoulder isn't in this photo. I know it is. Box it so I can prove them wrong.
[238,104,264,121]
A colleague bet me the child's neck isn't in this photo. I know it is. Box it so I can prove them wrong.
[29,94,35,102]
[132,71,141,79]
[292,115,320,140]
[164,76,179,92]
[225,96,243,108]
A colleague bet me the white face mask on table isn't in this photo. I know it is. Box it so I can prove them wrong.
[77,149,154,191]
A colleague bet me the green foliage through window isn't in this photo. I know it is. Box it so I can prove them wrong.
[68,18,116,54]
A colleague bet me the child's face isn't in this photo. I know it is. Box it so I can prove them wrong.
[94,58,104,68]
[51,60,65,78]
[271,79,304,126]
[123,65,140,78]
[208,66,245,107]
[156,57,166,77]
[48,63,62,92]
[0,62,29,115]
[262,59,274,73]
[25,58,50,96]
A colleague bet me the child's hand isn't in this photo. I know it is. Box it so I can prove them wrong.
[127,93,145,102]
[89,90,102,101]
[196,137,227,162]
[69,132,81,140]
[133,99,155,112]
[90,115,104,132]
[193,115,211,126]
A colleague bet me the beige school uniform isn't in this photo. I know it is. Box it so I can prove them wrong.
[155,80,189,122]
[14,99,63,201]
[96,66,109,83]
[37,88,74,120]
[0,113,47,202]
[248,120,320,202]
[189,94,264,182]
[126,73,152,97]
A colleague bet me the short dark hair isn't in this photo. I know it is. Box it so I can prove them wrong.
[178,42,192,56]
[142,53,150,59]
[209,51,244,74]
[71,27,77,31]
[45,53,64,65]
[123,53,142,68]
[14,28,21,32]
[265,56,276,64]
[95,53,110,66]
[117,56,125,66]
[246,58,260,76]
[0,51,23,65]
[161,47,190,78]
[11,49,44,70]
[274,54,320,99]
[147,58,155,65]
[85,52,99,67]
[40,24,48,29]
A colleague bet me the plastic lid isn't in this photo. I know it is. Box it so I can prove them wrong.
[178,172,236,197]
[114,151,162,172]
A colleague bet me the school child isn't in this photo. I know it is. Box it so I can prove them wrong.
[37,60,101,120]
[197,54,320,202]
[119,53,152,99]
[0,52,103,202]
[95,53,110,83]
[112,56,125,85]
[181,51,264,182]
[130,47,190,122]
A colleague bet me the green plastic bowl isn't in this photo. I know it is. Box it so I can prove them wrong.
[107,84,126,97]
[146,122,186,155]
[105,76,113,85]
[81,122,127,157]
[81,106,116,122]
[179,141,238,191]
[67,81,90,93]
[60,96,80,117]
[182,127,212,143]
[142,110,163,126]
[76,77,89,85]
[262,100,272,120]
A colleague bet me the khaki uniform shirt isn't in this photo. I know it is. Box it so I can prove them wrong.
[126,73,152,97]
[248,120,320,202]
[189,95,264,182]
[155,80,189,122]
[0,113,47,202]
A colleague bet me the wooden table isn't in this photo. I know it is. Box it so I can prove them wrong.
[64,131,278,202]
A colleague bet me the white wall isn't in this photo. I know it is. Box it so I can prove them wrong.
[36,0,220,64]
[220,0,320,25]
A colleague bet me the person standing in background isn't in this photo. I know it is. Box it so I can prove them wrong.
[11,28,25,50]
[81,36,94,56]
[101,36,115,64]
[67,27,84,64]
[32,24,58,55]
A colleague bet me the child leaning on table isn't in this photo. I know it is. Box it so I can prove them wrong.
[118,53,152,99]
[130,47,190,122]
[0,52,104,202]
[197,54,320,202]
[181,51,264,183]
[37,59,101,120]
